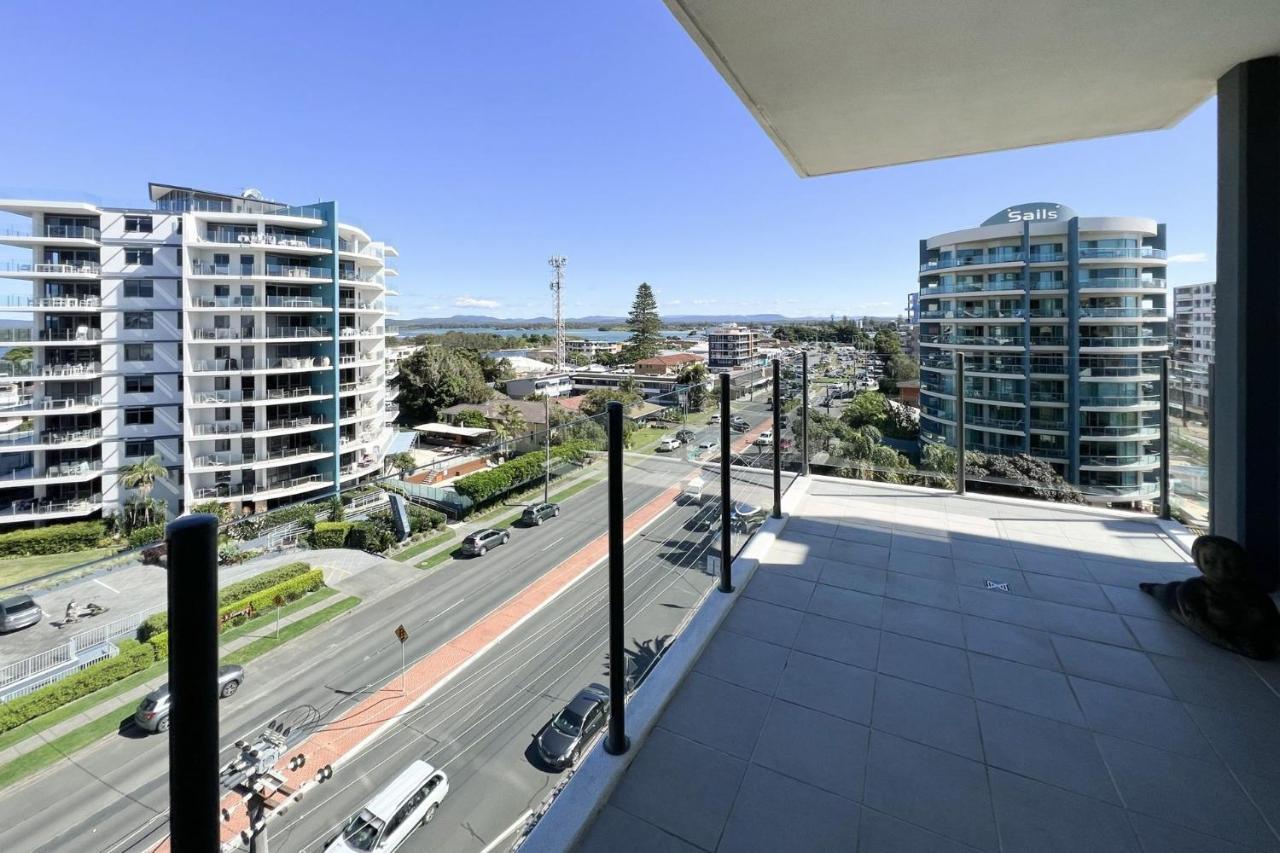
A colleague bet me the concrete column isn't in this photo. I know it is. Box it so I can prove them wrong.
[1066,218,1081,485]
[1214,57,1280,590]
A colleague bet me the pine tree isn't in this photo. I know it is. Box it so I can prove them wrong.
[624,282,663,361]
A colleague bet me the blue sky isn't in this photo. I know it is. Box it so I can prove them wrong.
[1,1,1217,320]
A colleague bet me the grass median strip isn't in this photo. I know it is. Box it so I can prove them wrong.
[0,590,360,791]
[418,549,458,571]
[393,530,454,562]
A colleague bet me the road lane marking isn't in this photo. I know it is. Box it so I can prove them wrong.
[93,578,119,594]
[479,810,532,853]
[425,599,465,623]
[538,536,565,553]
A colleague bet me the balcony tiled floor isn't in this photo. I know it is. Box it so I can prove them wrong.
[575,478,1280,853]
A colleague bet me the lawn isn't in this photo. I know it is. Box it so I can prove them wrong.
[0,547,119,588]
[629,426,675,454]
[392,530,455,562]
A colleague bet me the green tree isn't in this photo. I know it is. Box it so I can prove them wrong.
[873,328,901,356]
[118,455,167,529]
[395,346,492,423]
[842,391,892,432]
[2,346,32,364]
[453,408,490,429]
[579,386,642,417]
[567,352,591,367]
[388,452,417,478]
[676,362,709,411]
[496,401,528,439]
[622,282,662,361]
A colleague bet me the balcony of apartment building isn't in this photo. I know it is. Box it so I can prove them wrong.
[187,461,331,507]
[192,224,332,257]
[0,220,101,251]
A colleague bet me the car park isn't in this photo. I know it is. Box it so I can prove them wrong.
[535,686,610,769]
[521,502,560,526]
[327,760,449,851]
[460,528,509,556]
[134,665,244,733]
[0,594,42,633]
[657,436,682,452]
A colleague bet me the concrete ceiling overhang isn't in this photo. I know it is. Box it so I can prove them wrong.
[663,0,1280,176]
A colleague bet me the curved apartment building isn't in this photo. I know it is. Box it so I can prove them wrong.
[916,203,1167,504]
[0,182,399,525]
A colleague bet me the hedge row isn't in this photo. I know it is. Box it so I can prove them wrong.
[148,570,326,659]
[0,520,107,558]
[310,521,351,549]
[138,562,312,641]
[0,640,155,734]
[408,505,446,534]
[453,440,597,505]
[226,502,320,541]
[127,523,166,549]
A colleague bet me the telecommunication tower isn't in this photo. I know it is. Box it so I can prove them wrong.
[548,256,567,368]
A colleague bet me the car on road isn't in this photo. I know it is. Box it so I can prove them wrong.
[754,430,773,447]
[656,436,682,452]
[729,416,750,432]
[708,413,721,424]
[328,760,449,851]
[682,476,707,505]
[675,428,697,443]
[134,664,244,733]
[535,685,610,769]
[0,594,42,633]
[521,502,560,526]
[696,440,716,453]
[460,527,509,556]
[732,501,769,533]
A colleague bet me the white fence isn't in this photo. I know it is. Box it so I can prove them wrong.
[0,607,159,699]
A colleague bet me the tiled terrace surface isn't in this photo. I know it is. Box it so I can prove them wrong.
[575,478,1280,853]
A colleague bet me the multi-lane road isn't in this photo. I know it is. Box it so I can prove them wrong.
[0,402,781,853]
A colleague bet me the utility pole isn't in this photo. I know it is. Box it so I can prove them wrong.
[549,256,567,369]
[544,395,551,504]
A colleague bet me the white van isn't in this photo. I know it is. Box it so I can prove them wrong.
[327,760,449,851]
[682,476,707,505]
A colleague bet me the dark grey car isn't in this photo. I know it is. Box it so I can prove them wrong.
[0,595,42,633]
[521,502,560,526]
[133,664,244,733]
[535,686,609,770]
[460,528,509,556]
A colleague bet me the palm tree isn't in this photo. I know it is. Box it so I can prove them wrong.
[496,402,528,439]
[119,455,166,528]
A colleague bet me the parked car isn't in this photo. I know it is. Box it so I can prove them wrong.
[521,502,561,526]
[754,430,773,447]
[675,428,697,443]
[708,414,721,424]
[535,685,610,769]
[134,665,244,733]
[460,528,510,556]
[327,761,449,852]
[0,595,41,633]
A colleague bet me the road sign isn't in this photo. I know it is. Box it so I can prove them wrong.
[394,624,409,643]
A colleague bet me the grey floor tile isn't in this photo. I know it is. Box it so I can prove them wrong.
[863,730,997,851]
[1151,654,1280,714]
[1069,677,1216,760]
[1184,702,1280,785]
[961,615,1058,670]
[888,548,956,581]
[988,768,1139,853]
[870,674,983,761]
[777,649,875,724]
[1097,733,1276,849]
[886,572,961,611]
[611,728,746,851]
[950,539,1019,569]
[836,524,893,548]
[1036,599,1138,646]
[1232,770,1280,847]
[752,699,869,801]
[878,631,973,695]
[578,805,706,853]
[1084,557,1187,589]
[818,557,889,596]
[969,652,1084,725]
[721,597,804,648]
[1023,572,1114,611]
[1127,812,1260,853]
[755,556,822,583]
[1051,634,1172,697]
[776,530,835,559]
[828,541,892,570]
[1101,582,1174,618]
[857,808,982,853]
[1122,614,1241,665]
[976,701,1119,803]
[794,612,881,670]
[789,518,843,539]
[743,571,815,612]
[952,562,1032,597]
[881,598,964,647]
[892,532,953,558]
[695,629,791,697]
[660,672,771,759]
[718,764,860,853]
[809,583,884,628]
[958,586,1044,630]
[1012,547,1093,580]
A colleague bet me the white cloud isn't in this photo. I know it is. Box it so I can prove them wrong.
[667,299,682,306]
[1168,252,1208,264]
[690,298,718,305]
[453,296,501,309]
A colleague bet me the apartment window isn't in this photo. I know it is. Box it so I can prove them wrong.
[175,218,183,235]
[125,407,154,425]
[175,311,182,329]
[123,279,153,298]
[125,248,153,265]
[125,375,154,393]
[124,311,153,330]
[124,343,153,362]
[124,215,153,233]
[175,247,182,265]
[124,438,155,458]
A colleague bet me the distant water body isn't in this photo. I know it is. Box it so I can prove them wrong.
[398,326,692,343]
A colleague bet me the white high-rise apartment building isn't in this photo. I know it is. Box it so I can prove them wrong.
[707,324,760,370]
[1172,281,1214,420]
[0,183,398,526]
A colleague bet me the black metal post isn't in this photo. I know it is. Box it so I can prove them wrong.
[1160,356,1172,520]
[771,359,782,518]
[800,351,810,476]
[955,353,966,495]
[718,373,734,593]
[604,402,629,755]
[1208,362,1216,535]
[166,514,221,852]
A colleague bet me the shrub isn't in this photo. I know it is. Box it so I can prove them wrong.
[310,521,352,549]
[138,562,313,641]
[189,500,233,522]
[225,502,319,541]
[341,485,382,505]
[147,632,168,660]
[407,505,445,534]
[346,520,395,554]
[0,640,155,734]
[127,523,166,549]
[0,520,107,558]
[218,570,326,629]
